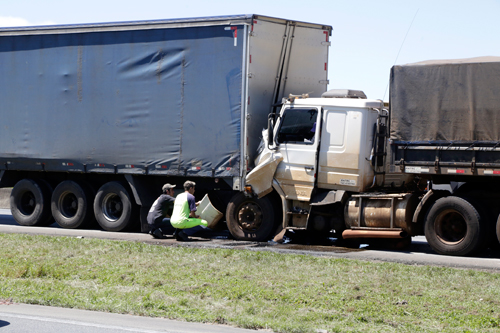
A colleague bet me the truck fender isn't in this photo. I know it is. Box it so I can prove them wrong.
[411,190,451,224]
[246,153,283,198]
[124,175,143,206]
[124,175,158,233]
[124,175,158,207]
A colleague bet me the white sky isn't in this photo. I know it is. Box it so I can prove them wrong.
[1,0,499,101]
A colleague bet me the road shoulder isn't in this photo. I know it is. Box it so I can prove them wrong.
[0,303,258,333]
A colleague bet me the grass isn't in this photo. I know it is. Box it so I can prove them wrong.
[0,233,499,333]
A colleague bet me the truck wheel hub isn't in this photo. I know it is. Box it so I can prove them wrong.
[238,203,262,230]
[435,211,467,244]
[60,192,78,218]
[20,192,36,215]
[103,194,123,221]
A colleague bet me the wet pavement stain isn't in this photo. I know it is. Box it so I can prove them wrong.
[273,243,365,253]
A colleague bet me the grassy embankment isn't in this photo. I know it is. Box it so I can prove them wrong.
[0,233,499,333]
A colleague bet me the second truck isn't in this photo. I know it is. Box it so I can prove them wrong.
[247,56,500,256]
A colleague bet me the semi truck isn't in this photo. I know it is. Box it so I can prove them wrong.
[247,56,500,256]
[0,15,332,234]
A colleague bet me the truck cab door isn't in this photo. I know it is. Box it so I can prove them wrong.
[274,106,321,201]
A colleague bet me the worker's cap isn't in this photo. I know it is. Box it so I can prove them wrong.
[162,183,176,191]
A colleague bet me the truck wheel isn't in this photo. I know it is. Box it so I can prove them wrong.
[10,179,52,226]
[51,181,94,229]
[226,192,275,241]
[94,181,137,232]
[496,214,500,246]
[424,196,486,256]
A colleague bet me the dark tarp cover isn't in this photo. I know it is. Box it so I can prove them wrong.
[0,25,243,176]
[390,56,500,144]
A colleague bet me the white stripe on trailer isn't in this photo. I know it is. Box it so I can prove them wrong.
[447,169,465,174]
[405,166,429,173]
[484,170,500,175]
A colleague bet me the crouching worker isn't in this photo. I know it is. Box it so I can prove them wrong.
[147,183,176,239]
[170,180,208,241]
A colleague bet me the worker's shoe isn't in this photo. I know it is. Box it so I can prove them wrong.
[151,228,166,239]
[175,230,190,242]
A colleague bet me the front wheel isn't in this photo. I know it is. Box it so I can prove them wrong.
[94,182,137,232]
[226,192,276,241]
[424,196,486,256]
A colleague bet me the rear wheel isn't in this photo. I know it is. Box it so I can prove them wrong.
[10,179,52,226]
[226,192,275,241]
[94,181,137,232]
[51,181,94,229]
[496,214,500,245]
[424,196,486,256]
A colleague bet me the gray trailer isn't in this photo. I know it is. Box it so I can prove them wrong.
[0,15,331,236]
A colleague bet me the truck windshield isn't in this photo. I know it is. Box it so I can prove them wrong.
[277,108,318,144]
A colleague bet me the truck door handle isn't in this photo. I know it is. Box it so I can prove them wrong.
[305,166,314,171]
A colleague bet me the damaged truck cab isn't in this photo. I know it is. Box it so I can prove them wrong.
[244,89,417,240]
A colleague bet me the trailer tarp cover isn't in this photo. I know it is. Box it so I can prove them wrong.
[390,57,500,144]
[0,24,243,176]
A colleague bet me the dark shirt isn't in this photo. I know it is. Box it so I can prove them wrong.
[147,194,175,225]
[187,193,197,212]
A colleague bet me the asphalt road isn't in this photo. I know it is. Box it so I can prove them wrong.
[1,209,499,272]
[0,303,257,333]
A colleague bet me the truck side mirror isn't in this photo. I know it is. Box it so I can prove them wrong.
[267,114,276,148]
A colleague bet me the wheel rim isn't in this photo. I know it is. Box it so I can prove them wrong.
[59,191,78,218]
[237,202,263,231]
[19,191,36,216]
[102,193,123,222]
[434,209,467,244]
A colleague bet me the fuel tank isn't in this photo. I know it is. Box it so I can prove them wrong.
[344,193,419,235]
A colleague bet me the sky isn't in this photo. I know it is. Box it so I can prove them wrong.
[1,0,499,101]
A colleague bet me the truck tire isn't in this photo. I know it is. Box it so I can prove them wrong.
[226,192,275,241]
[51,181,94,229]
[10,179,52,226]
[424,196,486,256]
[94,181,137,232]
[496,214,500,245]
